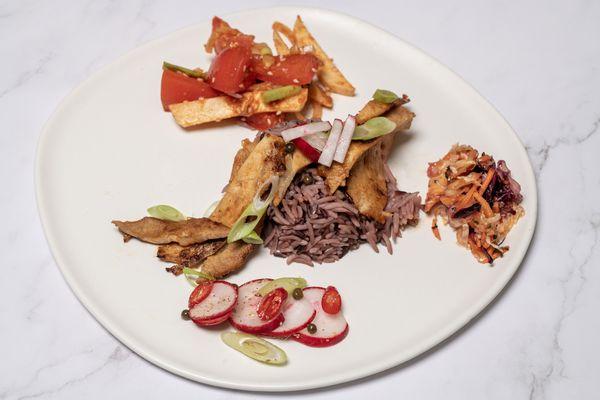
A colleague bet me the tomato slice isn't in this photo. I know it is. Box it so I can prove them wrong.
[257,287,288,321]
[207,46,252,95]
[253,54,319,85]
[292,138,321,162]
[245,112,285,131]
[160,69,220,111]
[188,281,214,308]
[321,286,342,315]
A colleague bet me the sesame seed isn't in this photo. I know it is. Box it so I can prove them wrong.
[311,68,317,73]
[267,71,273,76]
[276,111,282,115]
[292,78,299,84]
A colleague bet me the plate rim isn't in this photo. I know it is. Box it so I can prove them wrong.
[35,5,538,392]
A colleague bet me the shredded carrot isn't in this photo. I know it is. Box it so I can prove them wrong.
[473,191,493,217]
[478,168,495,195]
[455,185,477,210]
[431,217,441,240]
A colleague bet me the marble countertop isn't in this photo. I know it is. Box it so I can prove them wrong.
[2,0,599,398]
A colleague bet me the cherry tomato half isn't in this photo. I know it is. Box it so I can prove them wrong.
[188,281,214,308]
[160,69,220,111]
[257,287,288,321]
[322,286,342,315]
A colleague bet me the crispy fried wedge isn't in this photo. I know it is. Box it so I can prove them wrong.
[169,88,308,128]
[322,105,415,193]
[201,240,256,278]
[347,134,395,223]
[210,134,286,227]
[112,217,229,246]
[356,94,410,124]
[308,81,333,108]
[293,16,355,96]
[273,150,312,206]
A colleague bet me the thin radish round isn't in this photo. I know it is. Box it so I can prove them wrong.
[267,297,316,338]
[229,279,284,334]
[193,312,231,326]
[293,287,348,347]
[188,281,238,325]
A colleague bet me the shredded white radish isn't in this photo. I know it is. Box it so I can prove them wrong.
[303,132,328,152]
[333,115,356,163]
[318,119,343,167]
[281,121,331,142]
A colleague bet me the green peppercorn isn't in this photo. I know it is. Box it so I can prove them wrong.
[307,323,317,334]
[284,142,295,154]
[292,287,304,300]
[302,174,314,185]
[181,309,191,320]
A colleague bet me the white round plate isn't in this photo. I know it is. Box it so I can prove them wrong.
[36,7,537,392]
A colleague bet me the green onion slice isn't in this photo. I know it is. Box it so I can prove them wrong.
[261,85,302,103]
[163,61,205,79]
[221,332,287,365]
[372,89,399,104]
[147,205,186,221]
[242,231,263,244]
[182,267,214,287]
[227,176,279,243]
[352,117,397,141]
[257,277,308,296]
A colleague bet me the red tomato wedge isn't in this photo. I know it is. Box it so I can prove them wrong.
[293,138,321,162]
[188,281,214,308]
[257,287,288,321]
[160,69,220,111]
[207,46,252,95]
[322,286,342,315]
[206,16,255,54]
[253,54,319,85]
[245,112,285,131]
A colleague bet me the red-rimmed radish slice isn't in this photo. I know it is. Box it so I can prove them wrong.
[267,297,316,338]
[293,287,348,347]
[188,281,238,325]
[230,279,285,334]
[333,115,356,163]
[192,312,231,326]
[281,121,331,142]
[318,119,343,167]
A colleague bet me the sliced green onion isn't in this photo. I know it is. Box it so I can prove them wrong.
[261,85,302,103]
[242,231,263,244]
[147,205,186,221]
[352,117,397,141]
[221,332,287,365]
[183,267,214,287]
[228,176,279,243]
[373,89,399,104]
[203,200,219,218]
[163,61,205,79]
[257,277,307,296]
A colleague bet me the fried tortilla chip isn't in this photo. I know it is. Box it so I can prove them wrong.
[293,16,355,96]
[204,17,253,54]
[169,88,308,128]
[211,134,286,227]
[355,95,410,125]
[111,217,229,246]
[308,81,333,108]
[272,21,297,56]
[323,105,415,193]
[273,150,312,206]
[201,240,256,278]
[347,134,396,223]
[157,240,225,265]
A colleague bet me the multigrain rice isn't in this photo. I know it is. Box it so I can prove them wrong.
[264,167,421,266]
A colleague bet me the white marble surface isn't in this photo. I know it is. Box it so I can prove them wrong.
[1,0,599,398]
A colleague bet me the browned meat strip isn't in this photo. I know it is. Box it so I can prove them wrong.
[157,240,225,265]
[201,241,256,278]
[111,217,229,246]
